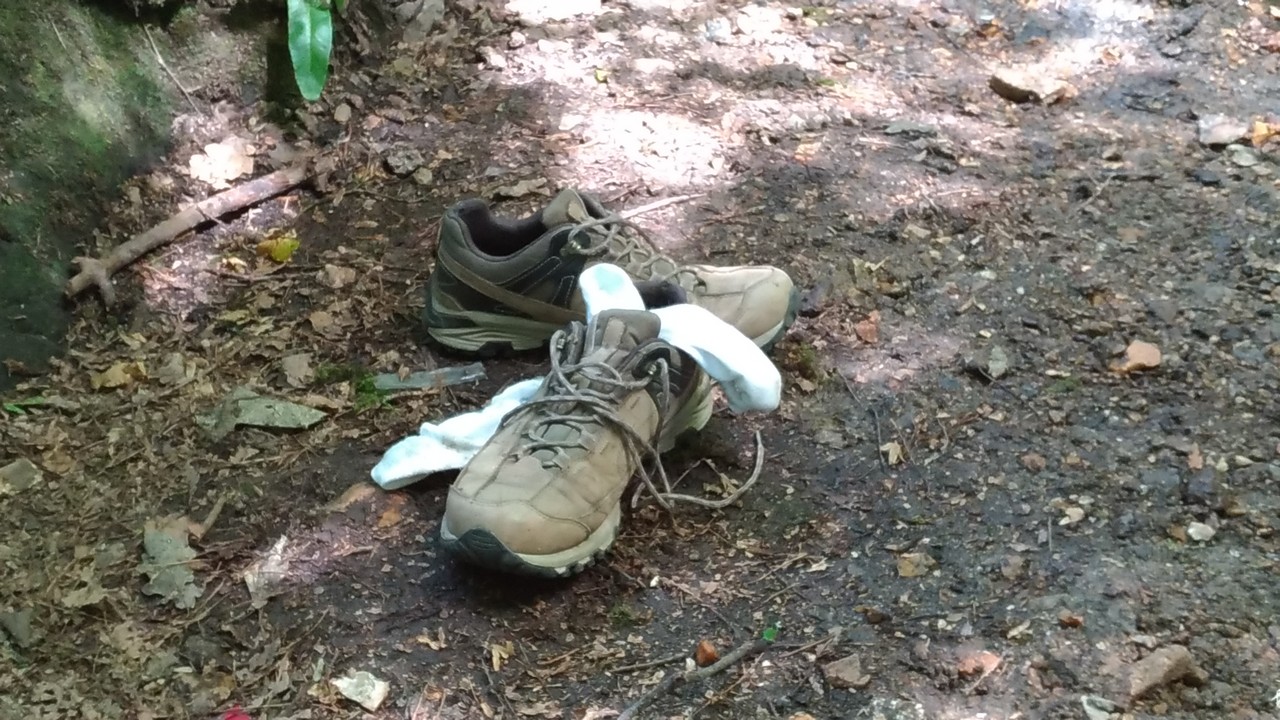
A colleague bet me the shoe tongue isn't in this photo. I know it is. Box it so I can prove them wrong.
[525,310,663,467]
[585,309,662,359]
[541,188,593,226]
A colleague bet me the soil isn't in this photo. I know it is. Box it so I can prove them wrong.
[3,1,1280,719]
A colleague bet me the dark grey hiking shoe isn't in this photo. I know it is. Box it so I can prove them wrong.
[422,188,799,355]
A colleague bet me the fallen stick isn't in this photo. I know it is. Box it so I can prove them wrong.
[616,637,771,720]
[65,164,310,305]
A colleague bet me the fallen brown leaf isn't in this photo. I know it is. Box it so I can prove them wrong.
[91,361,148,389]
[326,482,377,513]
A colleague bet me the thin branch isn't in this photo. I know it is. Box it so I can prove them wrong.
[145,25,201,114]
[620,193,704,220]
[66,165,310,304]
[608,652,686,674]
[617,637,771,720]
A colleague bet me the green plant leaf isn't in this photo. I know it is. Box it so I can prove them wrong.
[334,0,347,12]
[2,396,45,415]
[762,622,781,643]
[287,0,334,102]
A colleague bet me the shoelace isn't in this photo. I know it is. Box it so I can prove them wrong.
[566,215,703,290]
[498,325,762,511]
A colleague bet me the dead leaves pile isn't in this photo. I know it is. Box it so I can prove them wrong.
[0,227,450,717]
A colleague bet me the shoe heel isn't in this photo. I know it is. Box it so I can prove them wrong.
[657,373,713,453]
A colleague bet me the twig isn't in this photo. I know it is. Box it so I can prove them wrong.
[617,637,771,720]
[190,495,227,540]
[620,193,704,220]
[50,21,68,52]
[609,652,687,674]
[66,165,310,304]
[777,630,841,659]
[145,26,200,114]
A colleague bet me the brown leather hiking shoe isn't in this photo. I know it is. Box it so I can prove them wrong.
[439,308,713,577]
[423,188,799,355]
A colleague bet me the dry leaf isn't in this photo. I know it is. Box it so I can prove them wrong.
[694,639,719,667]
[896,552,935,578]
[880,441,905,466]
[1006,619,1032,640]
[282,353,315,387]
[1111,340,1161,373]
[377,496,407,528]
[326,482,377,513]
[1187,444,1204,470]
[956,650,1001,676]
[1251,120,1278,147]
[516,701,562,717]
[493,177,548,199]
[1059,506,1085,525]
[330,671,389,712]
[822,653,871,689]
[309,311,337,334]
[318,264,358,289]
[491,640,514,671]
[414,628,448,650]
[91,361,148,389]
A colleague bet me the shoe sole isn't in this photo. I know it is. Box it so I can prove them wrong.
[439,505,621,578]
[439,375,714,578]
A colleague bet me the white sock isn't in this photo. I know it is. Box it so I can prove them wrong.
[370,264,781,489]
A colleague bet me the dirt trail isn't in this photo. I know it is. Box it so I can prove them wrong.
[2,1,1279,719]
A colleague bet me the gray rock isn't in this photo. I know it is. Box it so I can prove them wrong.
[1197,115,1248,147]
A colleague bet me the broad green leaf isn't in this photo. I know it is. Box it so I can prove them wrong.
[334,0,347,12]
[287,0,334,102]
[762,622,781,643]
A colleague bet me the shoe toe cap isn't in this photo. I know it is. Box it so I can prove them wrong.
[444,487,593,557]
[692,265,796,342]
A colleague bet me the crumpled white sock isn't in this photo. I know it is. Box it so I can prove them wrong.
[370,263,782,490]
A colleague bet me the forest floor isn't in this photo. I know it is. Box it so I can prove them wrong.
[3,0,1280,719]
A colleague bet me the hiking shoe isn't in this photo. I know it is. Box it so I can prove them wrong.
[423,188,799,355]
[439,308,713,577]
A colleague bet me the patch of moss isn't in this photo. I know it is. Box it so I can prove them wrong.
[315,363,390,411]
[0,2,176,389]
[0,3,172,250]
[786,341,825,382]
[607,602,641,629]
[1045,376,1083,394]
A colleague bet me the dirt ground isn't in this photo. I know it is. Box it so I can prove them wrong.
[3,0,1280,718]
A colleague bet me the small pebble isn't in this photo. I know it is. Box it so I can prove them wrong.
[1191,168,1221,186]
